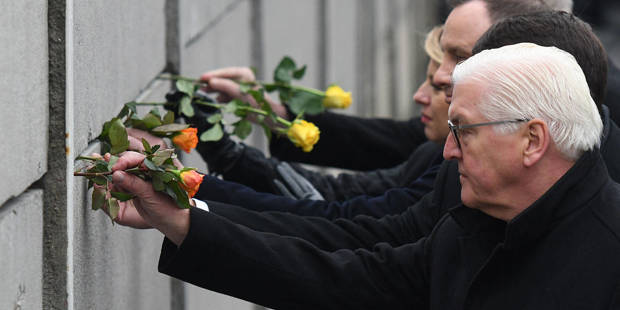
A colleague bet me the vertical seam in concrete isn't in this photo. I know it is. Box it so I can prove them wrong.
[44,0,68,309]
[355,0,377,117]
[165,0,181,74]
[65,0,75,308]
[317,0,328,90]
[387,2,399,117]
[250,0,264,80]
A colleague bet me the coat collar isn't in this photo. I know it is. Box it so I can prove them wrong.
[451,149,609,250]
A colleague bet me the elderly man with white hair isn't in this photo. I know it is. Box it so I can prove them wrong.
[109,42,620,309]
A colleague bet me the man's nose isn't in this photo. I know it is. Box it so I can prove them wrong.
[443,130,461,160]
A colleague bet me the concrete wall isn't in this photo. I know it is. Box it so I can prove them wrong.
[0,1,438,309]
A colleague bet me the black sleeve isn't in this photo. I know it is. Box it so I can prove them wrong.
[195,161,438,220]
[294,141,443,201]
[158,207,429,310]
[203,159,460,252]
[606,58,620,125]
[206,188,440,252]
[269,112,427,171]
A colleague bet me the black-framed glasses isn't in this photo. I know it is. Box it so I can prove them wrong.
[447,118,529,149]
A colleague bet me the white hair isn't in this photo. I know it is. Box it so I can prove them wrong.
[542,0,573,12]
[452,42,602,160]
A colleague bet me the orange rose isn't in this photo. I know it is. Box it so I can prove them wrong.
[179,170,204,198]
[172,128,198,153]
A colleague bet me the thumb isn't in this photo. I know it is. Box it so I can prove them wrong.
[112,171,154,199]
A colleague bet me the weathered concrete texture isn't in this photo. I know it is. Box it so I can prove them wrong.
[179,0,253,76]
[0,190,43,310]
[263,0,321,89]
[72,1,167,153]
[375,0,416,119]
[186,283,258,310]
[325,0,357,117]
[71,172,172,309]
[0,0,48,205]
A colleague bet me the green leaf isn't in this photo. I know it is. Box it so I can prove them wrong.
[287,91,325,115]
[239,82,252,94]
[107,155,119,170]
[151,123,190,134]
[143,158,162,171]
[92,187,106,210]
[167,182,191,209]
[247,89,264,103]
[149,107,161,118]
[261,124,272,141]
[107,198,120,222]
[110,191,134,202]
[109,118,129,154]
[151,145,161,153]
[152,149,175,166]
[141,139,152,154]
[200,123,224,141]
[98,120,113,140]
[293,65,307,79]
[222,99,246,114]
[274,56,296,84]
[207,113,223,124]
[233,120,252,140]
[179,96,195,117]
[163,111,175,124]
[264,84,278,92]
[90,176,108,186]
[176,80,195,96]
[125,101,138,114]
[152,173,165,191]
[142,113,163,130]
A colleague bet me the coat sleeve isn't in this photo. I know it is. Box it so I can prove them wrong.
[195,162,438,220]
[293,141,443,201]
[269,112,427,171]
[206,188,441,252]
[158,207,429,310]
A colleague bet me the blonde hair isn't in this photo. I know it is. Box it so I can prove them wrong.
[424,26,443,64]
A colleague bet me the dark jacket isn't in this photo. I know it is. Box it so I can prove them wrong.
[205,105,620,252]
[268,112,427,171]
[159,149,620,309]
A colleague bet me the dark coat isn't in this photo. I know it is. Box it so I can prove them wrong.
[159,149,620,309]
[268,112,427,171]
[204,105,620,252]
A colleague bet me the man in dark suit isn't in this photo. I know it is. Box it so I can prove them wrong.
[110,42,620,309]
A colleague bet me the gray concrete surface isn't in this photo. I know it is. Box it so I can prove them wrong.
[0,0,48,206]
[72,1,167,153]
[0,190,43,310]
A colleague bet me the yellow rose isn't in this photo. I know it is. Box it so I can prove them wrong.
[287,120,320,152]
[322,85,352,109]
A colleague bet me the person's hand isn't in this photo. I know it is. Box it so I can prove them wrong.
[200,67,289,120]
[111,151,191,246]
[125,128,184,169]
[127,128,169,151]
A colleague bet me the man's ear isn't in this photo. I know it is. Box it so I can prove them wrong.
[523,119,549,167]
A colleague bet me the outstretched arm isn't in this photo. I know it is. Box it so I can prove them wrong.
[158,207,429,310]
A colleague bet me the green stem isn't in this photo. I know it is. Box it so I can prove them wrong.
[73,167,143,177]
[256,81,325,97]
[76,155,101,161]
[133,102,167,106]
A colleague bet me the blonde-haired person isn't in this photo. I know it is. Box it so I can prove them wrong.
[126,26,452,220]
